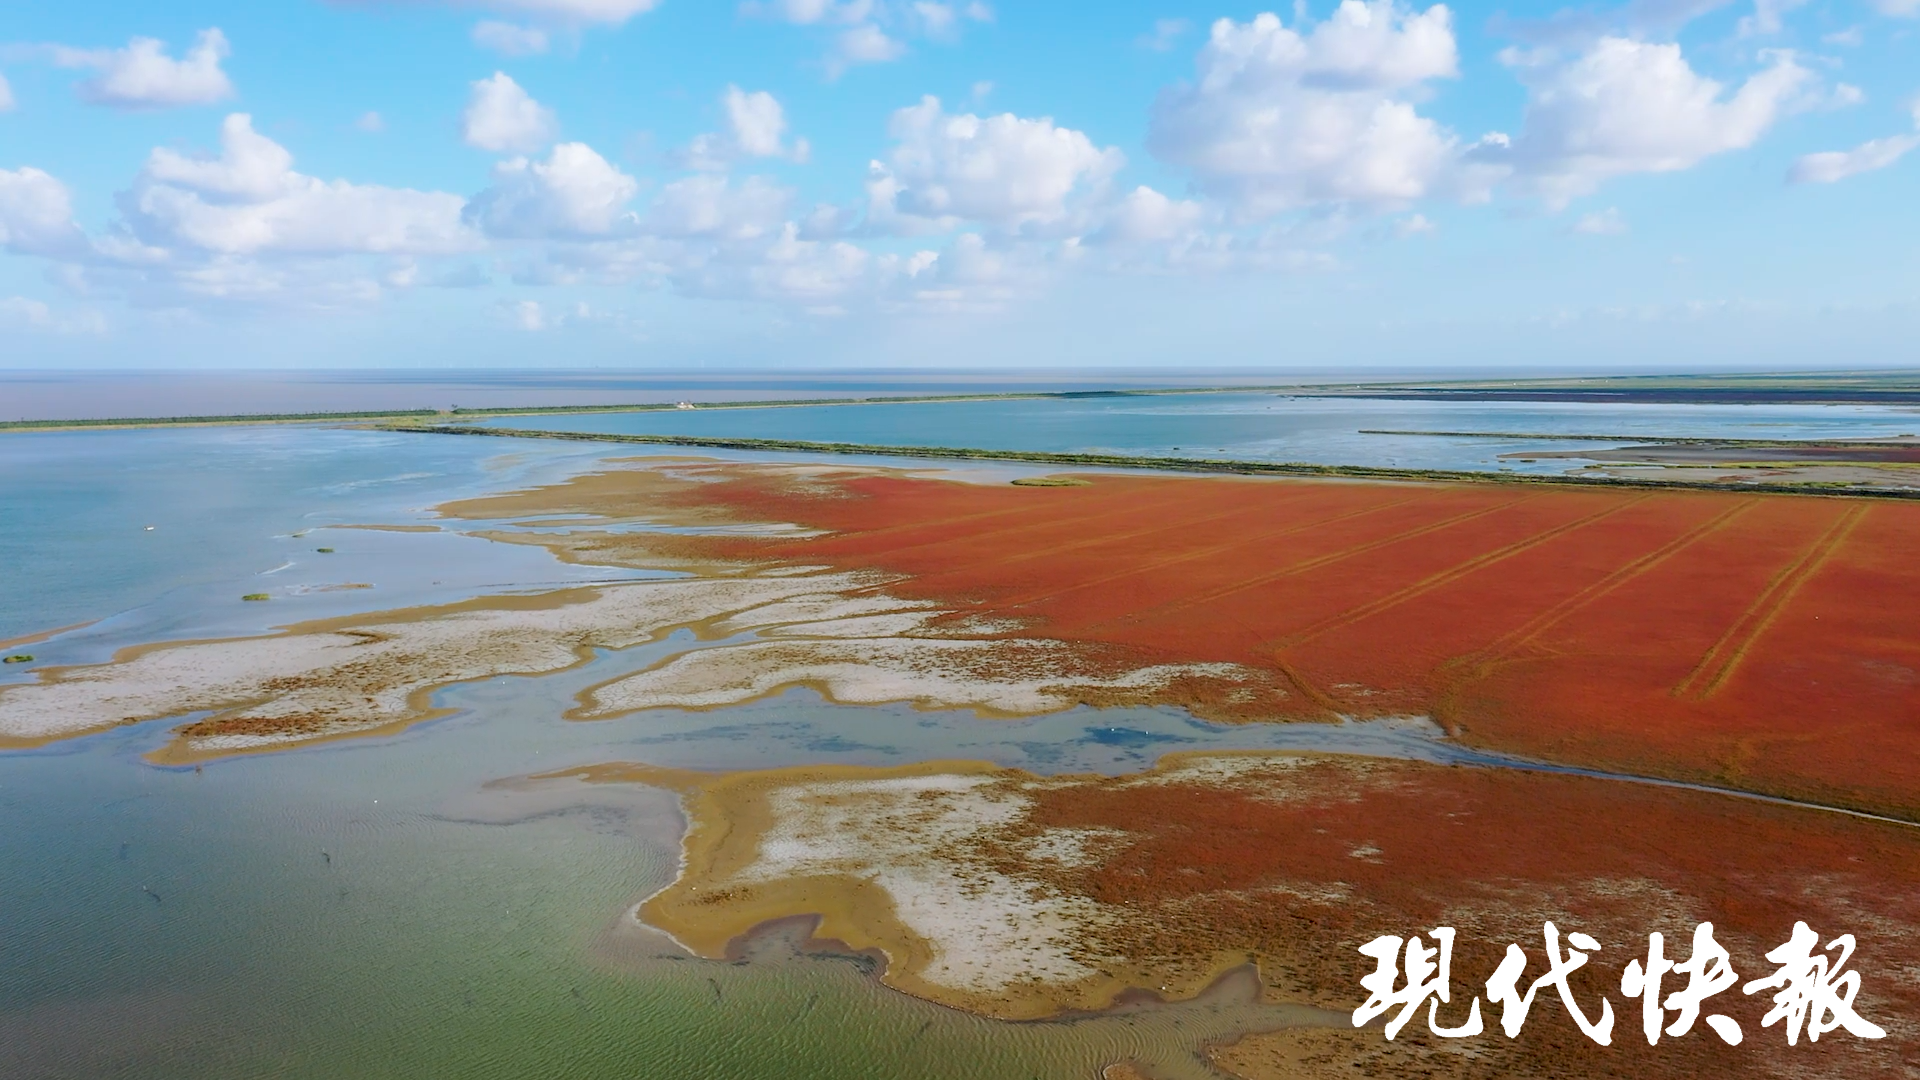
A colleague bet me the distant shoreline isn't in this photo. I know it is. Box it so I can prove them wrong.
[392,423,1920,500]
[0,388,1222,433]
[6,369,1920,431]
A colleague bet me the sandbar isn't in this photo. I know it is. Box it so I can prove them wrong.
[577,749,1920,1079]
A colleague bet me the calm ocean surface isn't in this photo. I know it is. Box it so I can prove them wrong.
[0,425,658,654]
[484,392,1920,472]
[6,379,1917,1078]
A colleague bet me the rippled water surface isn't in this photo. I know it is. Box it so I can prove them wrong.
[0,425,647,647]
[1,640,1366,1080]
[485,392,1920,472]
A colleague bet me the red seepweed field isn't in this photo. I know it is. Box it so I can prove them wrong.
[677,468,1920,817]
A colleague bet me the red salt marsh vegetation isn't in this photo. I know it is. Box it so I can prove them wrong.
[491,462,1920,1079]
[631,466,1920,818]
[1016,753,1920,1080]
[619,749,1920,1080]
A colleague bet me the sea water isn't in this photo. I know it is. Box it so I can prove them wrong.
[0,676,1358,1080]
[484,391,1920,473]
[0,425,666,650]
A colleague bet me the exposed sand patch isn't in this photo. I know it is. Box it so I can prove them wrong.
[607,754,1386,1020]
[567,749,1920,1077]
[1577,461,1920,491]
[603,759,1144,1019]
[435,457,913,527]
[0,622,95,653]
[751,772,1115,994]
[0,562,1273,762]
[581,636,1268,719]
[0,572,900,760]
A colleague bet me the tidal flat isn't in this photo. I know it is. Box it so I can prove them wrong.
[6,409,1920,1080]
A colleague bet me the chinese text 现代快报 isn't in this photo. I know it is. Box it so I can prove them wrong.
[1354,921,1887,1047]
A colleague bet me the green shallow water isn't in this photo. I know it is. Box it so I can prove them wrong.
[0,641,1346,1080]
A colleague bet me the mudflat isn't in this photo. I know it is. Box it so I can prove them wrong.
[584,750,1920,1080]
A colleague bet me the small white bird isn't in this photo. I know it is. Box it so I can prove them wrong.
[144,525,155,531]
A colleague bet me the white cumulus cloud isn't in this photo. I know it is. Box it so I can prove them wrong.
[434,0,660,24]
[741,0,873,23]
[744,0,987,74]
[143,114,299,201]
[465,142,640,237]
[684,87,809,169]
[1489,38,1816,207]
[1147,3,1464,215]
[834,24,908,73]
[1737,0,1810,35]
[874,96,1123,231]
[1095,186,1206,243]
[51,28,235,109]
[1789,105,1920,183]
[502,298,549,330]
[120,114,477,256]
[646,174,792,239]
[0,167,88,256]
[726,86,791,158]
[672,222,880,305]
[462,72,558,153]
[493,0,659,20]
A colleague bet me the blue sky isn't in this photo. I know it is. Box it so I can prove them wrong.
[0,0,1914,369]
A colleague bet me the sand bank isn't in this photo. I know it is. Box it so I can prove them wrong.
[0,459,1273,760]
[0,572,901,761]
[574,749,1920,1078]
[0,622,97,654]
[580,635,1271,719]
[0,565,1267,762]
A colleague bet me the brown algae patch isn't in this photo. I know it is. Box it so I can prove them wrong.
[434,457,778,529]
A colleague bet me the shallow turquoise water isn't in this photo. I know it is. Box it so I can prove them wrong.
[0,649,1354,1080]
[0,425,644,645]
[482,392,1920,472]
[1,421,1366,1080]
